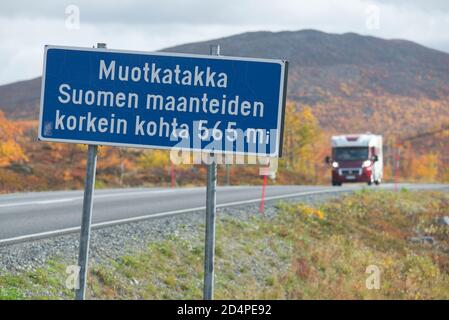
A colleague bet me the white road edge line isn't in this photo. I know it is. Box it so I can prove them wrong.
[0,188,208,208]
[0,186,260,208]
[0,188,349,245]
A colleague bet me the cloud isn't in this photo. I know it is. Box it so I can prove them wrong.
[0,0,366,26]
[0,0,448,85]
[368,0,449,12]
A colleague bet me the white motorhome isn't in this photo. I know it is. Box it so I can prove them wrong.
[326,133,383,186]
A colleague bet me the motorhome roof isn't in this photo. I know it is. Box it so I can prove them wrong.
[331,134,381,147]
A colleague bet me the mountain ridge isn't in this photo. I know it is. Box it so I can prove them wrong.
[1,29,449,135]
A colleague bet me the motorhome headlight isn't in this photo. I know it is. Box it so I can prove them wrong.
[362,160,371,168]
[332,161,339,168]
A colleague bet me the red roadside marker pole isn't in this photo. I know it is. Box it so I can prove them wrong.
[259,175,267,214]
[394,147,400,192]
[170,160,175,189]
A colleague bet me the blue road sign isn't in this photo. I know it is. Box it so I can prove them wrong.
[39,46,288,156]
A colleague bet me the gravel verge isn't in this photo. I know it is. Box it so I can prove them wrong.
[0,190,352,274]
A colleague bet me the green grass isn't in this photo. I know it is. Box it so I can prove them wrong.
[1,189,449,299]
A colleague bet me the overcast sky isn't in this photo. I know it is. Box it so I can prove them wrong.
[1,0,448,85]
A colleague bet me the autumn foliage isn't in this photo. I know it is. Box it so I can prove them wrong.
[0,111,27,166]
[0,101,447,193]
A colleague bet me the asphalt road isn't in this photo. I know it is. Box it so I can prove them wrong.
[0,183,447,245]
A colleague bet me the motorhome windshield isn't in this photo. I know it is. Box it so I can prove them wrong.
[333,147,369,161]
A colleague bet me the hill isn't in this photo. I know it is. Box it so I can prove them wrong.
[163,30,449,135]
[163,30,449,99]
[2,30,449,135]
[0,77,41,120]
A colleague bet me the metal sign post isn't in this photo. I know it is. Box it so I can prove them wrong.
[203,153,217,300]
[75,144,98,300]
[203,45,220,300]
[74,42,105,300]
